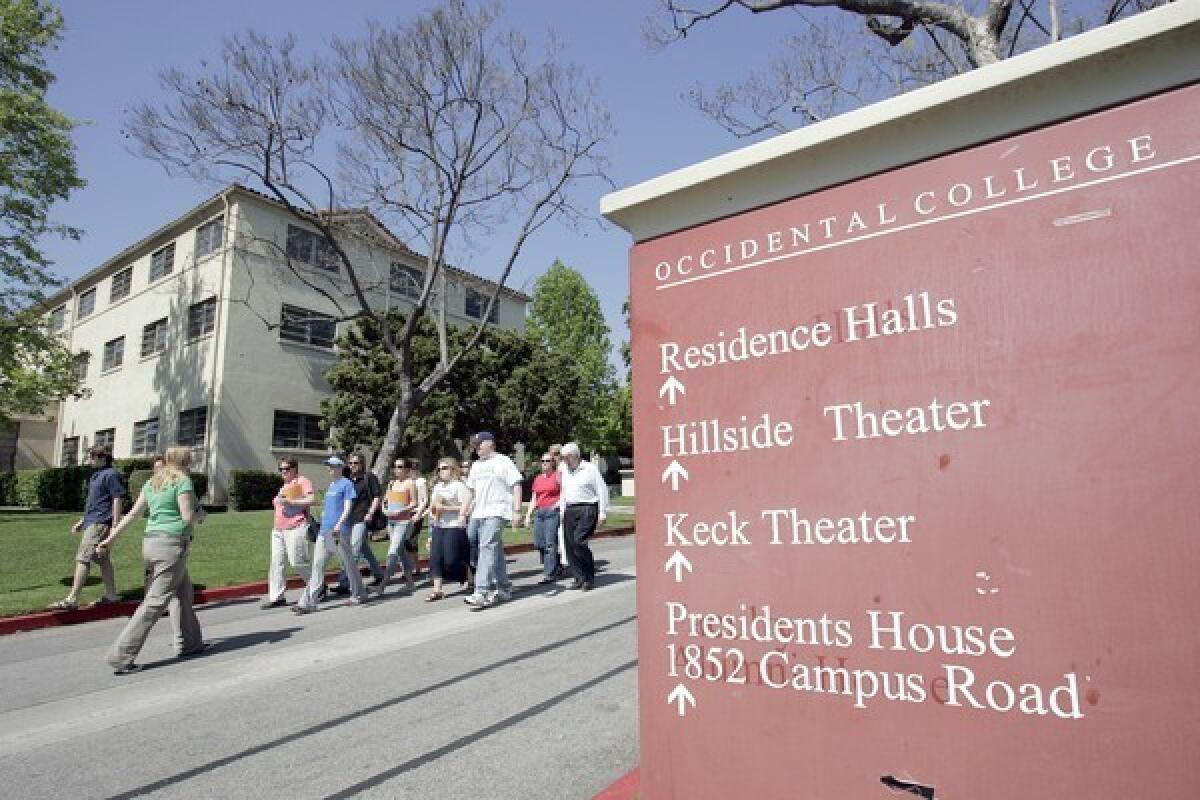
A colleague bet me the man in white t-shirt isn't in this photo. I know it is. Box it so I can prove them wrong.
[461,432,523,609]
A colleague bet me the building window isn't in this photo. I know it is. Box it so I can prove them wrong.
[272,411,327,451]
[73,352,88,381]
[101,336,124,371]
[77,287,96,319]
[61,436,80,466]
[390,263,423,300]
[110,267,133,302]
[50,305,66,332]
[177,407,208,447]
[141,317,169,358]
[132,417,159,456]
[94,428,115,452]
[280,304,336,349]
[187,297,217,340]
[464,287,498,323]
[285,225,339,272]
[149,243,175,282]
[195,216,224,260]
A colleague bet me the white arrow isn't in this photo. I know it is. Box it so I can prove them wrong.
[667,683,696,717]
[658,375,686,406]
[661,459,689,491]
[664,549,693,583]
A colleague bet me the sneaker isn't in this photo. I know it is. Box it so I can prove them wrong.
[581,581,595,592]
[314,585,329,603]
[292,605,314,615]
[493,588,513,603]
[463,592,490,608]
[537,575,556,585]
[112,663,142,676]
[330,585,352,597]
[260,598,288,610]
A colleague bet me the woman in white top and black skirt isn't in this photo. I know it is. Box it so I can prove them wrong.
[426,457,471,600]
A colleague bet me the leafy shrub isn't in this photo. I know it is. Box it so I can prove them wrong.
[0,471,16,506]
[114,457,156,483]
[228,469,282,510]
[12,465,94,510]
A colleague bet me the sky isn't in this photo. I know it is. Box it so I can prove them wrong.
[40,0,792,358]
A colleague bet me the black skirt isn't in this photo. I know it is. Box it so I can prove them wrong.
[429,525,469,583]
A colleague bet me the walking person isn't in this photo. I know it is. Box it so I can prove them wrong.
[462,432,522,610]
[333,454,385,595]
[99,447,206,674]
[376,457,417,596]
[425,457,471,601]
[48,445,124,611]
[558,442,608,591]
[294,457,362,614]
[261,457,315,609]
[525,452,563,584]
[405,459,430,579]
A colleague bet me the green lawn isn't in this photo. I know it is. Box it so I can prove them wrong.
[0,508,635,618]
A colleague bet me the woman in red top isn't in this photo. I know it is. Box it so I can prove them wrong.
[524,452,562,584]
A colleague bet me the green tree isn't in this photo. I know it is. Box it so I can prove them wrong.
[322,312,585,463]
[0,0,87,419]
[526,260,616,450]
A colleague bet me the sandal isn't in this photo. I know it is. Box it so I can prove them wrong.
[47,599,79,611]
[86,596,119,609]
[425,591,444,602]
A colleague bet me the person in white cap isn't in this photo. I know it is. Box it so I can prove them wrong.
[294,456,363,613]
[558,442,608,590]
[461,432,522,609]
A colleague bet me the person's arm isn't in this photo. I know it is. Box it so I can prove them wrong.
[178,488,201,526]
[334,497,353,538]
[524,489,539,527]
[459,486,474,526]
[366,476,381,518]
[414,478,430,518]
[511,482,523,521]
[96,492,148,552]
[594,464,609,522]
[110,495,123,531]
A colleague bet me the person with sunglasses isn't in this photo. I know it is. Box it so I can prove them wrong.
[524,452,563,584]
[376,459,418,596]
[332,454,385,596]
[261,458,316,609]
[426,457,471,600]
[294,457,361,613]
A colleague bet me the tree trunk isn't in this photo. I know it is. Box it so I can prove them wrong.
[371,401,412,484]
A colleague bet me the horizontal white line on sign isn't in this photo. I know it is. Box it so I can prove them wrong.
[654,152,1200,292]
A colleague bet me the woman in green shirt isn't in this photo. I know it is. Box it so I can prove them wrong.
[98,447,207,674]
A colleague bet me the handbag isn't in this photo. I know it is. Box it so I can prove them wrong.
[305,515,320,543]
[368,508,388,532]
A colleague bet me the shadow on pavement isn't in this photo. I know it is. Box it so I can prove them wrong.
[136,627,302,672]
[107,613,637,799]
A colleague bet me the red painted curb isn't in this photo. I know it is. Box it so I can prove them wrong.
[0,526,635,636]
[594,767,640,800]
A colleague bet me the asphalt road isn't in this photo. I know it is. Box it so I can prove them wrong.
[0,537,639,799]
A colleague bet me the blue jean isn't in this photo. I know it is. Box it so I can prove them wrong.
[335,522,383,589]
[384,520,414,579]
[531,508,561,578]
[472,516,511,594]
[467,516,481,569]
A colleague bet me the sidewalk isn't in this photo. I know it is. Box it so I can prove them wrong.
[0,525,634,636]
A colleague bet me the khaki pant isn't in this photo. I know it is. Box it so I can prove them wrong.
[107,535,203,669]
[266,525,312,603]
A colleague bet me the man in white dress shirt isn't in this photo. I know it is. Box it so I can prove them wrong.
[557,442,608,590]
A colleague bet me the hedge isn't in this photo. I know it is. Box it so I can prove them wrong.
[1,462,210,511]
[228,469,282,510]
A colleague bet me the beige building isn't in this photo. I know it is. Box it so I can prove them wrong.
[20,184,528,500]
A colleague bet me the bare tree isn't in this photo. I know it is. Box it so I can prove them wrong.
[647,0,1170,137]
[125,3,612,480]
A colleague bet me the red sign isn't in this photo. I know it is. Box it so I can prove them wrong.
[629,83,1200,799]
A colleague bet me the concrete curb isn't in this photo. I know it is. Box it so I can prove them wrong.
[594,768,640,799]
[0,526,635,636]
